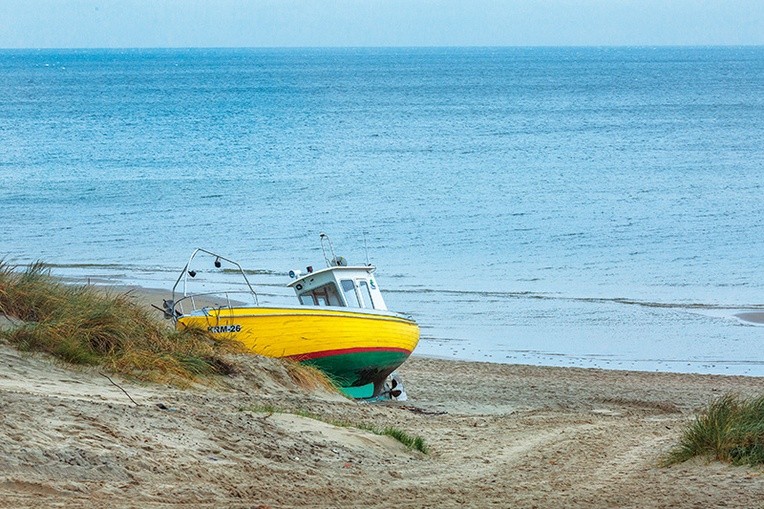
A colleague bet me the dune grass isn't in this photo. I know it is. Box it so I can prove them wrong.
[283,359,339,393]
[0,261,238,385]
[242,404,429,454]
[663,393,764,467]
[380,425,429,453]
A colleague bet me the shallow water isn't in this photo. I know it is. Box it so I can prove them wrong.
[1,47,763,374]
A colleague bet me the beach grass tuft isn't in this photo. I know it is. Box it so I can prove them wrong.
[377,425,429,454]
[284,360,338,392]
[663,393,764,466]
[0,260,237,385]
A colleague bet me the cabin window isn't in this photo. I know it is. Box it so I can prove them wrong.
[299,283,342,307]
[358,280,375,309]
[324,284,341,306]
[340,279,360,307]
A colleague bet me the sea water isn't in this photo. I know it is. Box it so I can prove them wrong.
[1,47,763,375]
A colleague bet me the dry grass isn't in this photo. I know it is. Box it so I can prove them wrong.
[0,261,238,385]
[284,360,338,393]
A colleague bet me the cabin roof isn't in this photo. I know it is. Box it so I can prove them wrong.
[287,265,376,288]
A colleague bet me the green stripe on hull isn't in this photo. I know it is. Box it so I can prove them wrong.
[300,350,410,388]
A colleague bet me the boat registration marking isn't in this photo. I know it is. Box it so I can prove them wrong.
[208,325,242,334]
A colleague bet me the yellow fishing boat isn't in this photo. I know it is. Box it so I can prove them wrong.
[166,237,419,398]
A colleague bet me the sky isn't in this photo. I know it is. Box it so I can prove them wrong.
[0,0,762,48]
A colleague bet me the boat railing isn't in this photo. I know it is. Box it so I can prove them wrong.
[168,248,259,321]
[170,290,257,318]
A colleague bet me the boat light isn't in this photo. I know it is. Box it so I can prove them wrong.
[214,257,221,268]
[289,269,302,279]
[307,266,313,273]
[331,256,347,267]
[188,270,196,278]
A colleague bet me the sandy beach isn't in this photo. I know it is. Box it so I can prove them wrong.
[2,288,764,508]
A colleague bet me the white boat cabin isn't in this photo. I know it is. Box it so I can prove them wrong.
[287,266,388,311]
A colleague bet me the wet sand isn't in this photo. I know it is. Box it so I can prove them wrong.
[2,288,764,508]
[737,312,764,325]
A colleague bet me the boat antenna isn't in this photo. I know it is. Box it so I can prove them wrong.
[319,232,336,267]
[363,231,371,266]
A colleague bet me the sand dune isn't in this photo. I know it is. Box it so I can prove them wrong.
[3,335,764,508]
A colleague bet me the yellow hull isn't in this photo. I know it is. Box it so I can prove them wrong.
[177,306,419,388]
